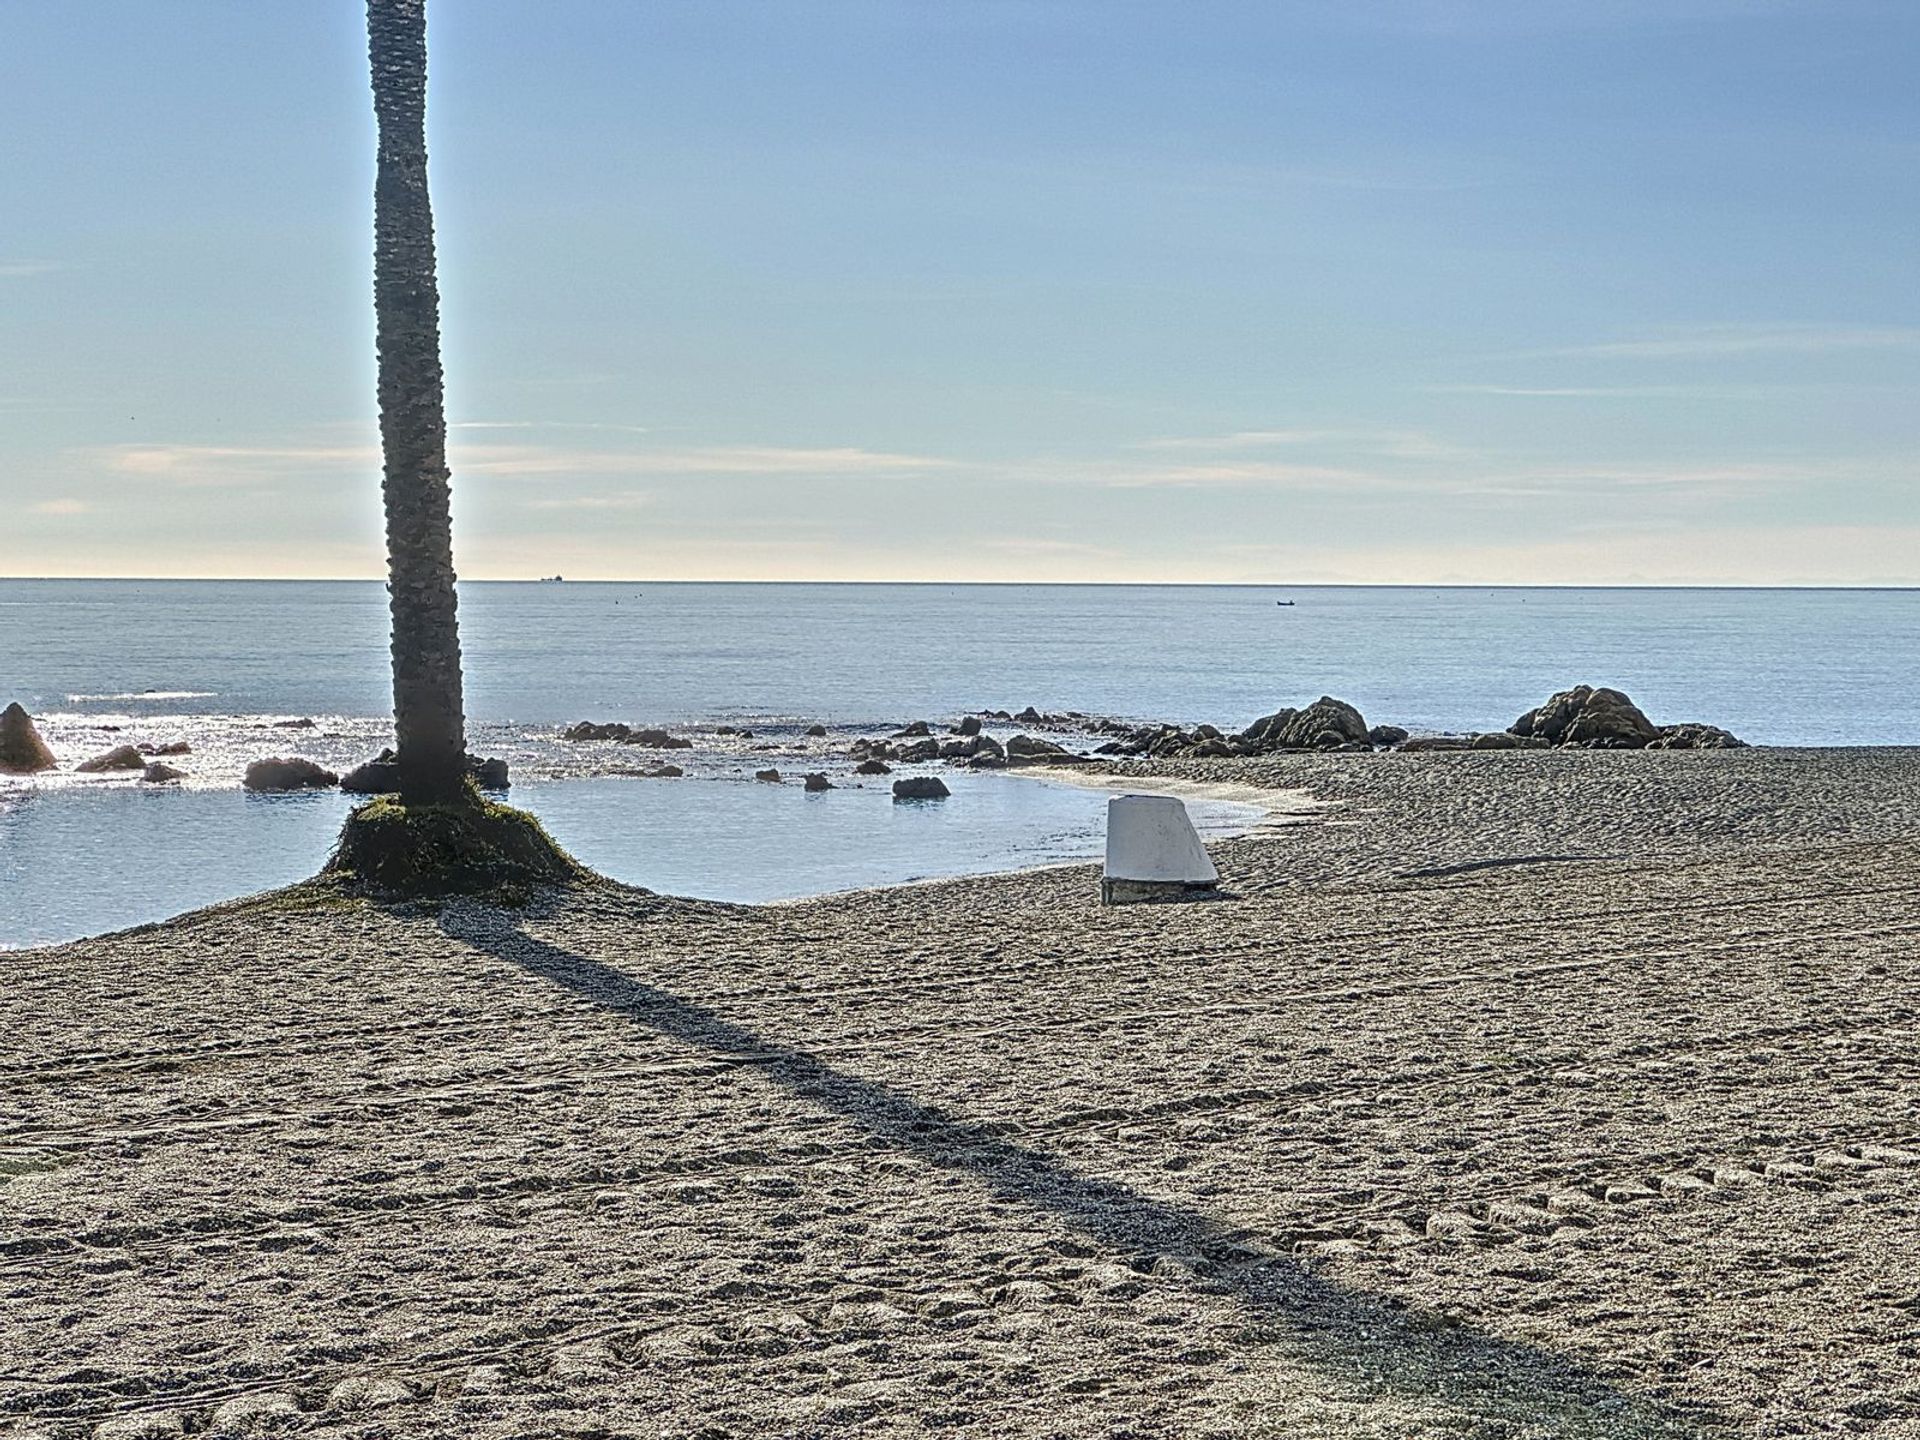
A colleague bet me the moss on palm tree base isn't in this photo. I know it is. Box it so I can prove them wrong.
[325,787,585,899]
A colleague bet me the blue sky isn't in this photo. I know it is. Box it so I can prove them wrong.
[3,0,1916,581]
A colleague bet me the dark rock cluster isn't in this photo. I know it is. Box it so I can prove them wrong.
[852,730,1006,768]
[562,721,693,749]
[1510,686,1745,750]
[1088,696,1374,760]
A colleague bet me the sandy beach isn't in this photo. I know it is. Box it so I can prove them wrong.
[6,747,1920,1437]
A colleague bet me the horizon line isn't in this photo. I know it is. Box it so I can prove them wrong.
[4,576,1919,593]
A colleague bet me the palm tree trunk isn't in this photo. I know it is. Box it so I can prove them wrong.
[368,0,469,805]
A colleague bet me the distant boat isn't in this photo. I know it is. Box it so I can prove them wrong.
[1274,600,1296,607]
[538,575,564,583]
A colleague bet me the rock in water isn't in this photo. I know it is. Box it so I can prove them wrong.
[954,716,982,736]
[341,750,511,792]
[854,758,891,775]
[0,703,57,773]
[243,757,339,791]
[468,756,511,789]
[754,768,782,784]
[802,773,834,791]
[141,762,187,783]
[804,723,828,737]
[564,720,631,741]
[75,744,147,773]
[1005,734,1086,766]
[892,776,950,800]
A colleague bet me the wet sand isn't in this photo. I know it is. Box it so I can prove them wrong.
[5,747,1920,1438]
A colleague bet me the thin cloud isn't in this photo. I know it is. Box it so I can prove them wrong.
[987,537,1125,560]
[0,260,63,279]
[1430,384,1730,398]
[100,444,376,483]
[460,445,956,478]
[1133,429,1463,459]
[450,420,653,436]
[92,440,953,484]
[1101,461,1375,491]
[30,498,91,515]
[1523,325,1920,361]
[525,493,652,511]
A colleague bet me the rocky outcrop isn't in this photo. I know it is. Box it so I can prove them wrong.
[1078,696,1376,761]
[145,740,192,756]
[754,768,782,784]
[76,744,146,773]
[802,773,834,792]
[1510,686,1744,750]
[141,762,187,783]
[891,721,932,738]
[804,724,828,738]
[939,733,1005,761]
[614,762,683,778]
[0,703,57,773]
[340,750,510,793]
[243,757,339,791]
[1368,725,1408,748]
[1649,723,1748,750]
[892,776,950,800]
[562,722,692,749]
[1511,686,1657,748]
[1005,734,1087,766]
[954,716,982,737]
[854,759,891,775]
[1239,696,1369,752]
[564,721,629,741]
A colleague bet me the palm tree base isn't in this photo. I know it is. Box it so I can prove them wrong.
[325,784,585,899]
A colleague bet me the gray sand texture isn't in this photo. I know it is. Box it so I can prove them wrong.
[5,747,1920,1437]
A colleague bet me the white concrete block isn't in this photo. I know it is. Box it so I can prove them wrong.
[1102,794,1219,904]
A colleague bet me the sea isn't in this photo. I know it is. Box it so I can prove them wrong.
[4,580,1917,949]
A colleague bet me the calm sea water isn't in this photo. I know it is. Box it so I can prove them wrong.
[3,580,1916,948]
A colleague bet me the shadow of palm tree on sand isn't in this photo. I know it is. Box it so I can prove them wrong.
[443,904,1719,1438]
